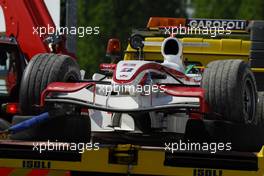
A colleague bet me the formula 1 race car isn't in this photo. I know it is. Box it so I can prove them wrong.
[15,36,257,141]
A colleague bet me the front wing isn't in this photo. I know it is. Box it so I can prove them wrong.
[40,82,209,113]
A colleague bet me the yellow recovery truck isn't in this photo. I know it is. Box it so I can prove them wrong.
[0,17,264,176]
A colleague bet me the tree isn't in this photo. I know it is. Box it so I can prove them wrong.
[193,0,264,19]
[77,0,187,77]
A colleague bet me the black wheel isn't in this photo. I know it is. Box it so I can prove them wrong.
[19,54,80,115]
[201,60,258,124]
[11,115,91,143]
[0,118,10,131]
[256,92,264,125]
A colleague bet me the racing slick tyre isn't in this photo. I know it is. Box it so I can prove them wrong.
[19,54,81,115]
[11,115,91,143]
[201,60,258,124]
[256,92,264,125]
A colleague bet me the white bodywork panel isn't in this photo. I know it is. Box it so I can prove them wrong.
[53,87,199,110]
[114,60,152,81]
[48,59,202,133]
[51,86,199,133]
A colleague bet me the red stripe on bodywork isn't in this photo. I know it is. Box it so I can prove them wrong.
[40,82,93,106]
[162,85,209,113]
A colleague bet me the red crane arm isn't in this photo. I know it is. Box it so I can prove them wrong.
[0,0,69,59]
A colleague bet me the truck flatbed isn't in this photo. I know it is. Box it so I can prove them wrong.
[0,120,263,176]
